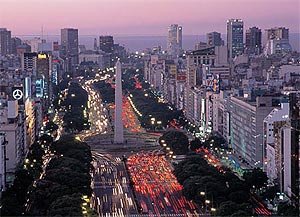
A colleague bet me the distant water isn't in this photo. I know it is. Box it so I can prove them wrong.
[19,34,300,52]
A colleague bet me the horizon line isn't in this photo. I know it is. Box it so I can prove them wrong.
[12,32,300,38]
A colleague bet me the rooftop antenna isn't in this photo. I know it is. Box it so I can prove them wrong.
[41,25,44,52]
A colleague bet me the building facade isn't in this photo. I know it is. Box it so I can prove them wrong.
[245,27,262,55]
[227,19,244,60]
[167,24,182,58]
[227,96,280,168]
[0,28,12,56]
[61,28,79,72]
[99,36,114,53]
[207,32,223,47]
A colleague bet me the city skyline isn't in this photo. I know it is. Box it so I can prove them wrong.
[0,0,299,36]
[0,1,299,216]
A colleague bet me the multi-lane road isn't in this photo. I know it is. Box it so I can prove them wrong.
[80,78,110,140]
[91,151,138,217]
[127,151,199,216]
[84,74,199,216]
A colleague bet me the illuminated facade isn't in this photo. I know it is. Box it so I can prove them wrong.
[227,19,244,60]
[227,96,283,168]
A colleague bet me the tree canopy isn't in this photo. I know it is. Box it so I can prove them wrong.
[160,130,189,155]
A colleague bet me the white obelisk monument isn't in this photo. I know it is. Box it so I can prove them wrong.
[114,59,124,144]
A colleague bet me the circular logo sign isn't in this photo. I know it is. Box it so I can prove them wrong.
[12,89,23,100]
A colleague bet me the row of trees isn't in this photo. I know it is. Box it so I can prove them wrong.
[159,130,189,155]
[159,130,225,155]
[0,135,53,216]
[93,80,115,104]
[27,135,94,216]
[1,135,94,216]
[122,68,184,129]
[62,82,90,132]
[174,154,268,216]
[129,89,183,129]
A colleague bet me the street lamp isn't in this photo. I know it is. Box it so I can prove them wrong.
[200,191,205,196]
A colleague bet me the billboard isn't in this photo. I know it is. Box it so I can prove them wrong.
[35,78,44,98]
[12,86,24,104]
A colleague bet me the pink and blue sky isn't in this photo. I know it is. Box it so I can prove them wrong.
[0,0,299,35]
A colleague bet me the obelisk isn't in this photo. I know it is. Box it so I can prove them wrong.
[114,59,124,144]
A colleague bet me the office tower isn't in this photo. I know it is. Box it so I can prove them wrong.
[36,53,51,100]
[61,28,79,72]
[227,95,283,168]
[266,27,289,40]
[177,25,182,51]
[227,19,244,60]
[264,27,292,55]
[114,60,124,144]
[22,52,38,75]
[207,32,223,47]
[99,36,114,53]
[264,103,289,182]
[0,28,12,56]
[245,27,262,55]
[167,24,182,57]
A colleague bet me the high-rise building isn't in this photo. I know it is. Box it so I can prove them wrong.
[245,27,262,55]
[36,53,51,101]
[227,95,283,168]
[60,28,79,72]
[167,24,182,57]
[99,36,114,53]
[22,52,38,76]
[227,19,244,60]
[207,32,223,47]
[264,27,292,55]
[266,27,289,40]
[264,103,289,183]
[0,100,25,180]
[0,28,12,56]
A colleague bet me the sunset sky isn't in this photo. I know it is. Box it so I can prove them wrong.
[0,0,299,36]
